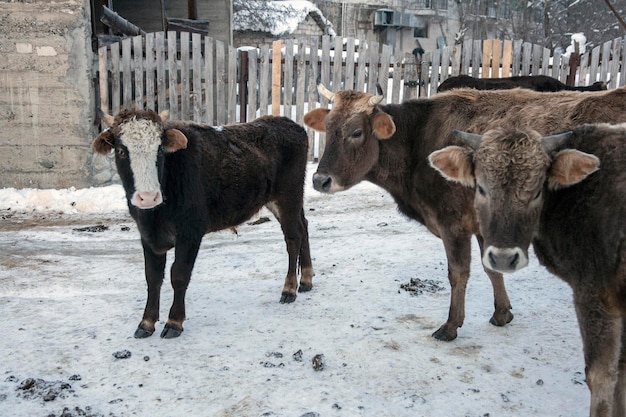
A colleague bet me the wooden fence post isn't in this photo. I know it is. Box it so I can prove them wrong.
[271,40,282,116]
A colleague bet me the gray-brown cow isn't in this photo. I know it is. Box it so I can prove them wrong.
[304,84,626,341]
[429,124,626,417]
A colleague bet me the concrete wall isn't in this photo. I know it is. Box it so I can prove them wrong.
[0,0,96,189]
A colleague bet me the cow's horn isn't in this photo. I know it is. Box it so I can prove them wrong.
[367,82,385,106]
[541,131,573,153]
[452,129,482,150]
[317,84,335,102]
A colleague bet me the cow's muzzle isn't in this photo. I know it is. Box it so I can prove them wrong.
[131,191,163,209]
[312,172,333,193]
[482,246,528,273]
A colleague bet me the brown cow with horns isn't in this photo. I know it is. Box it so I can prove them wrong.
[304,84,626,341]
[429,123,626,417]
[92,109,314,338]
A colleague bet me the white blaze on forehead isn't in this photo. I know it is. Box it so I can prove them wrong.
[120,117,163,194]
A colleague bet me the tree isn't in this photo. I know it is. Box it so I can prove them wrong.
[452,0,624,50]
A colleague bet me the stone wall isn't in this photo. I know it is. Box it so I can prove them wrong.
[0,0,97,189]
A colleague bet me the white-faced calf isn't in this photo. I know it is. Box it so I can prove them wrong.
[429,124,626,417]
[93,109,314,338]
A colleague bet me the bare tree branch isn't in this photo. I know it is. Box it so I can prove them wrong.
[603,0,626,30]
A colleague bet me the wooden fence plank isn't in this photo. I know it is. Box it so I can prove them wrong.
[180,31,190,120]
[155,32,166,113]
[367,41,380,94]
[378,44,392,93]
[501,40,512,77]
[247,48,258,120]
[332,36,343,91]
[132,36,143,110]
[600,40,611,83]
[440,45,451,82]
[283,39,294,118]
[215,40,226,124]
[356,39,367,92]
[511,40,523,75]
[167,31,179,119]
[449,44,461,76]
[227,45,237,123]
[471,40,482,77]
[619,36,626,86]
[271,40,282,116]
[295,38,306,126]
[121,38,132,109]
[191,33,202,122]
[481,39,492,77]
[306,36,319,161]
[460,38,472,74]
[110,43,120,114]
[259,44,270,116]
[391,56,402,103]
[344,37,355,90]
[430,49,441,95]
[204,37,214,124]
[320,36,332,105]
[491,39,502,77]
[521,42,532,75]
[144,33,155,111]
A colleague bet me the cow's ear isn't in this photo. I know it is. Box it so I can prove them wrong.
[547,149,599,190]
[163,128,188,152]
[428,146,475,187]
[303,108,330,132]
[372,113,395,139]
[92,130,115,155]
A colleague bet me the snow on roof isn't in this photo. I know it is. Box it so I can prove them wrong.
[233,0,335,37]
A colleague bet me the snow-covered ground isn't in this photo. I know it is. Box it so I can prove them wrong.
[0,164,588,417]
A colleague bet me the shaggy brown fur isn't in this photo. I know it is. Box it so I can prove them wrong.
[304,85,626,342]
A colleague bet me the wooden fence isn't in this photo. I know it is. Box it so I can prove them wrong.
[97,32,626,160]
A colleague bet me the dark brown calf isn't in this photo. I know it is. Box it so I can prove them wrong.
[429,123,626,417]
[93,109,313,338]
[438,74,607,93]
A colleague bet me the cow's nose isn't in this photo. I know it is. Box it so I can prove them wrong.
[133,191,163,209]
[312,173,332,192]
[483,247,527,273]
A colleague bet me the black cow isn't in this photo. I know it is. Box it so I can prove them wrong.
[92,109,314,338]
[437,74,607,93]
[429,123,626,417]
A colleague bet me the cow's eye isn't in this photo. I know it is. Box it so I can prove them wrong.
[477,184,486,196]
[117,148,127,159]
[350,129,363,139]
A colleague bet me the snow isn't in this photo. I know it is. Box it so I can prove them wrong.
[0,164,589,417]
[233,0,335,37]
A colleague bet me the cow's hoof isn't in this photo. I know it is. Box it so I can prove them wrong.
[280,293,297,304]
[432,326,457,341]
[160,326,183,339]
[134,327,154,339]
[298,284,312,293]
[489,310,514,327]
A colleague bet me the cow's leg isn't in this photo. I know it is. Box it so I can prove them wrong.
[271,201,303,304]
[574,289,621,417]
[161,237,202,339]
[432,235,472,341]
[612,317,626,417]
[476,235,514,327]
[297,208,314,293]
[135,241,167,338]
